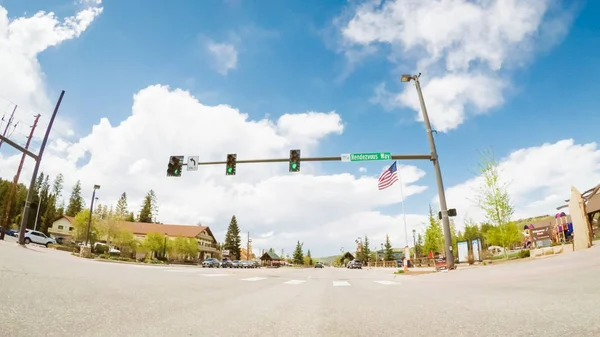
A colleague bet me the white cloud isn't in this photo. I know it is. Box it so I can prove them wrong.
[336,0,573,132]
[206,41,238,75]
[0,1,103,142]
[358,167,367,173]
[440,139,600,230]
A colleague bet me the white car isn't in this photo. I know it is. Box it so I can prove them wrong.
[16,230,57,247]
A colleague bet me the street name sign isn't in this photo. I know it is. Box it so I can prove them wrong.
[341,152,391,162]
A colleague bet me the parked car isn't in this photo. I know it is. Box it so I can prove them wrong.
[315,262,324,268]
[202,258,221,268]
[15,230,56,247]
[347,259,362,269]
[220,258,234,268]
[0,227,17,237]
[240,260,258,268]
[232,260,241,268]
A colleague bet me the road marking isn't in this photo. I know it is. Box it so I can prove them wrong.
[241,277,267,282]
[203,274,229,277]
[166,269,199,273]
[374,280,399,285]
[332,281,351,287]
[284,280,306,285]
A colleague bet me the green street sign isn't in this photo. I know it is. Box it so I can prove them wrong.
[341,152,391,162]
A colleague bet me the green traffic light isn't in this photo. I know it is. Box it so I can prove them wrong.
[227,167,233,173]
[174,169,179,174]
[291,163,297,169]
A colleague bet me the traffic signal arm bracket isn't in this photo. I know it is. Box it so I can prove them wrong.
[192,154,432,166]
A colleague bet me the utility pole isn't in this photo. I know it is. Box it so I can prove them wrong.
[0,105,17,150]
[246,232,250,260]
[18,91,65,244]
[0,114,40,240]
[400,74,455,269]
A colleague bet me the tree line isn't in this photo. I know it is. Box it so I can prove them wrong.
[0,169,162,240]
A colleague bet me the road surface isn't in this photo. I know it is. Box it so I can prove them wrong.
[1,240,599,337]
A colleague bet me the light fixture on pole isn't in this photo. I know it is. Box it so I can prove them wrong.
[400,73,455,269]
[380,243,384,263]
[84,184,100,247]
[412,229,417,260]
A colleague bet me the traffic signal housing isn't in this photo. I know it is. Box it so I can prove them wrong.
[438,208,457,220]
[289,149,300,172]
[167,155,184,177]
[226,154,237,175]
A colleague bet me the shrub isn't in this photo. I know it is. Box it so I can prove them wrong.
[94,244,109,254]
[517,249,530,258]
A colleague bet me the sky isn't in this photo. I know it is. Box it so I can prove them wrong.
[0,0,599,257]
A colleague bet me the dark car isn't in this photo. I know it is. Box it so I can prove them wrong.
[202,258,220,268]
[220,258,234,268]
[315,262,324,268]
[0,227,17,237]
[347,260,362,269]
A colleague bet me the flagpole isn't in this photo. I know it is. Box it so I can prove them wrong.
[397,162,409,247]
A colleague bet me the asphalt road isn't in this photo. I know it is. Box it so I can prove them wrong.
[1,240,600,337]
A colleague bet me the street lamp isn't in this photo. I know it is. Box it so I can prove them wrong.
[84,185,100,247]
[400,73,455,269]
[380,243,384,265]
[412,229,417,260]
[163,232,168,260]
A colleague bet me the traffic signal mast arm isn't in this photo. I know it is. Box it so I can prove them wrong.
[190,154,432,166]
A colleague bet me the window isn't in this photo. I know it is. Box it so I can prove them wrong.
[69,227,74,231]
[58,225,64,230]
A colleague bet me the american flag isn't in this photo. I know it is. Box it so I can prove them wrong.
[378,161,399,190]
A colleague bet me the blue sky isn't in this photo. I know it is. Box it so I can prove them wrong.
[1,0,600,254]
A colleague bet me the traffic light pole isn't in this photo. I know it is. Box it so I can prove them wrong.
[184,154,432,166]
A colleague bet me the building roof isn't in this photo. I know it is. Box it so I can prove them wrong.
[60,216,216,241]
[260,251,281,260]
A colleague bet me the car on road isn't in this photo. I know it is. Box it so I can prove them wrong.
[347,260,362,269]
[240,260,258,268]
[202,258,221,268]
[0,227,17,237]
[15,230,56,247]
[220,258,234,268]
[232,260,241,268]
[315,262,324,268]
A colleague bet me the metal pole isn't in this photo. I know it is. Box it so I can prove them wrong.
[412,229,417,260]
[396,163,409,247]
[18,91,65,244]
[0,114,40,240]
[33,196,42,231]
[84,188,97,246]
[412,76,455,269]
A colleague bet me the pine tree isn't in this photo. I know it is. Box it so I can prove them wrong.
[52,173,64,209]
[115,192,129,220]
[306,249,313,265]
[41,194,57,234]
[149,190,159,222]
[138,191,154,223]
[361,235,371,263]
[65,180,84,217]
[126,212,135,222]
[223,215,242,259]
[423,204,444,255]
[416,233,424,257]
[384,234,394,261]
[292,241,304,265]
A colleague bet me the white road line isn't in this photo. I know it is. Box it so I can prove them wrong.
[166,269,199,273]
[203,274,229,277]
[332,281,351,287]
[241,277,267,282]
[374,280,399,285]
[284,280,306,285]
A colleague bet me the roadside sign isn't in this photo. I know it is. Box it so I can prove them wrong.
[222,249,230,256]
[341,152,391,162]
[187,156,199,171]
[531,226,551,241]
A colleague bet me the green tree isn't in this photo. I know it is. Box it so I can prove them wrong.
[475,149,518,259]
[415,233,424,257]
[360,235,371,263]
[41,194,57,234]
[384,234,394,261]
[65,180,84,217]
[423,204,444,256]
[72,209,101,244]
[113,228,137,256]
[126,212,135,222]
[268,247,275,254]
[142,232,168,259]
[293,241,304,264]
[115,192,129,220]
[485,222,522,254]
[138,190,155,223]
[52,173,64,208]
[223,215,242,259]
[304,249,314,265]
[170,237,199,262]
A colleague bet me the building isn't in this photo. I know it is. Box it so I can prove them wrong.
[259,251,281,266]
[49,216,219,260]
[48,216,75,240]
